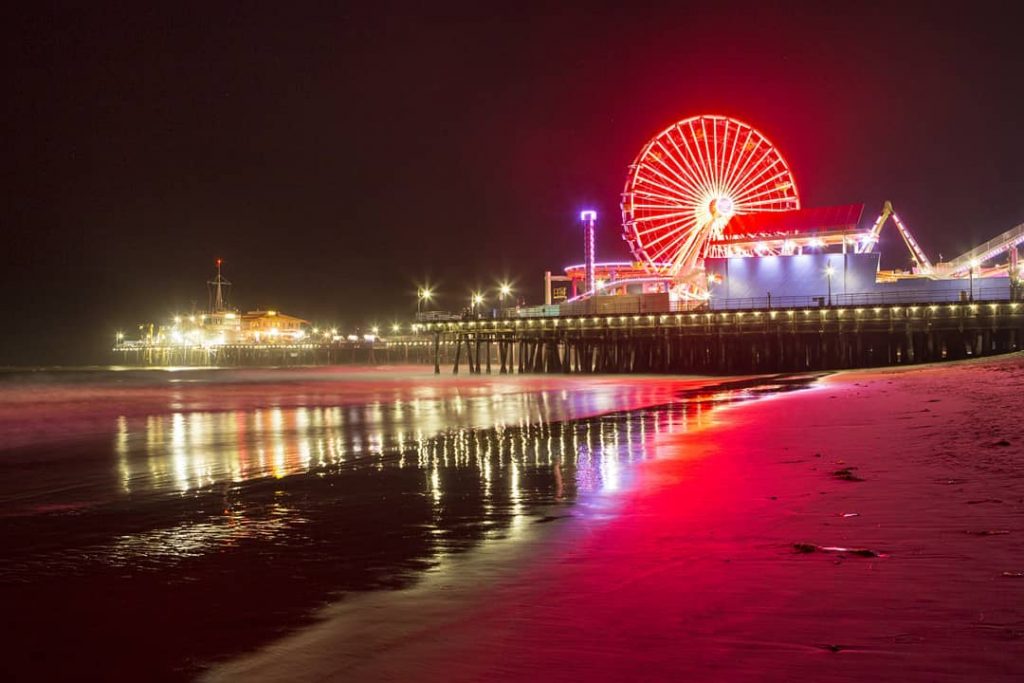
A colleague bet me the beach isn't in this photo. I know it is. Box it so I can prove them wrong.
[208,354,1024,682]
[0,367,740,680]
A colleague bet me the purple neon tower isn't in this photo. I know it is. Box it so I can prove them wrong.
[580,210,597,295]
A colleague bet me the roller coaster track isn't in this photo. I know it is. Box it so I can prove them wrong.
[933,221,1024,277]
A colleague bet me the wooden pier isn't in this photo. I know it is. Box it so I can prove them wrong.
[423,300,1024,375]
[113,340,439,367]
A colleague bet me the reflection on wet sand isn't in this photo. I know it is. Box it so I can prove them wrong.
[115,389,699,499]
[0,377,782,681]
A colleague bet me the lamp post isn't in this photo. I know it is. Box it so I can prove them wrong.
[417,286,434,314]
[471,292,484,317]
[498,282,512,317]
[825,263,835,307]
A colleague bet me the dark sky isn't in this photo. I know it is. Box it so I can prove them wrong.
[4,2,1023,364]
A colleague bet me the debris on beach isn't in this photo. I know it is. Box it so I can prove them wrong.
[832,467,864,482]
[815,643,846,653]
[793,543,885,558]
[841,512,860,518]
[965,529,1011,536]
[1001,572,1024,578]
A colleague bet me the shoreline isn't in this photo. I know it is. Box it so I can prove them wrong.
[207,353,1024,682]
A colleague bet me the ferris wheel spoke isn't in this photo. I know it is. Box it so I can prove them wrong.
[632,200,696,214]
[637,213,700,245]
[699,118,723,197]
[699,118,717,195]
[745,197,798,210]
[666,125,712,190]
[638,225,688,257]
[721,127,756,192]
[710,119,728,194]
[740,196,798,210]
[641,142,705,197]
[720,121,745,192]
[725,141,774,197]
[733,172,786,206]
[634,212,701,236]
[632,206,697,219]
[676,123,717,198]
[631,208,700,226]
[653,139,707,199]
[638,175,704,208]
[630,189,694,208]
[732,168,794,205]
[693,119,721,197]
[638,165,706,205]
[646,230,690,264]
[727,148,781,204]
[708,119,728,197]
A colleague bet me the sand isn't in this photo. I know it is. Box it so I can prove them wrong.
[207,354,1024,682]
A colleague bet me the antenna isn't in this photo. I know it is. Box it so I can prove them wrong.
[207,258,232,312]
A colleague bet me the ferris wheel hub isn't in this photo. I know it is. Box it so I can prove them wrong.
[711,196,735,218]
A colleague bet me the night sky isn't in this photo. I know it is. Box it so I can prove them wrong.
[4,2,1023,364]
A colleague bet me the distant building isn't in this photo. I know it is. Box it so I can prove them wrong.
[240,310,309,342]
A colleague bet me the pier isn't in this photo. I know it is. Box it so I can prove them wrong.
[425,299,1024,375]
[113,340,437,367]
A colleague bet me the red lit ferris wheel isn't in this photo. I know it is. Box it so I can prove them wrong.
[621,115,800,281]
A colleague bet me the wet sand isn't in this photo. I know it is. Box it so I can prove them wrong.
[1,367,755,680]
[208,354,1024,682]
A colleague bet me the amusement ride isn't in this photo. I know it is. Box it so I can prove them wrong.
[565,114,1024,302]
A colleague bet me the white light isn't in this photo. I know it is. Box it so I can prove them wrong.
[580,210,597,221]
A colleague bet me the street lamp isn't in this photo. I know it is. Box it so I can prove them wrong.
[969,258,980,301]
[498,282,512,315]
[417,286,434,314]
[825,263,835,306]
[471,292,484,316]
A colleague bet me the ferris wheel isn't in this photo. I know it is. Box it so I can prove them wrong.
[621,115,800,280]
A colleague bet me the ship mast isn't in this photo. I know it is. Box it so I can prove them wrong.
[207,258,231,313]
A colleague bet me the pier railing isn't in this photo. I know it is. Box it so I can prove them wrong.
[507,285,1011,318]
